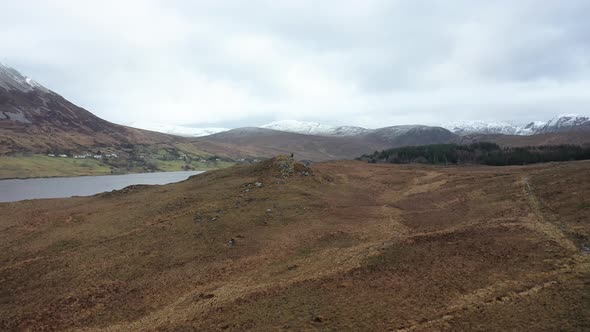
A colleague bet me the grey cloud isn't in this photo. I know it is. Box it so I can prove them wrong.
[1,0,589,128]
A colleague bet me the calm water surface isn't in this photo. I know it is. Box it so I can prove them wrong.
[0,171,203,203]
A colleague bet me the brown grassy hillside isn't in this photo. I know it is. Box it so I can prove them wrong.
[1,157,589,331]
[194,126,458,161]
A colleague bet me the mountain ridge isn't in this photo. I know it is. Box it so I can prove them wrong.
[0,62,180,155]
[1,62,589,164]
[208,116,589,138]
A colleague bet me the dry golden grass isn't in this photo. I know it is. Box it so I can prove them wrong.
[0,157,589,331]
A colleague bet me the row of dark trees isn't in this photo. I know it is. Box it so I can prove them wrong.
[358,142,590,166]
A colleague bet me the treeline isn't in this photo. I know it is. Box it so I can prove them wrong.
[358,142,590,166]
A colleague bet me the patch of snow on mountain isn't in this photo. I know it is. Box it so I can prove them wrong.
[442,114,590,136]
[535,114,590,133]
[0,62,49,93]
[522,121,546,134]
[261,120,336,135]
[441,121,531,136]
[261,120,370,136]
[330,126,372,136]
[131,122,230,137]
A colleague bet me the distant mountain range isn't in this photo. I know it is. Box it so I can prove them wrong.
[1,62,589,163]
[131,122,230,138]
[261,120,372,136]
[260,116,589,137]
[442,115,590,136]
[135,116,590,138]
[194,125,457,161]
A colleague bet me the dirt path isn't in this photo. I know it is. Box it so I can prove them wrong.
[521,175,577,252]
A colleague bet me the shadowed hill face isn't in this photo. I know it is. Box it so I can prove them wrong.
[0,87,179,154]
[367,125,457,146]
[1,157,589,330]
[0,64,180,155]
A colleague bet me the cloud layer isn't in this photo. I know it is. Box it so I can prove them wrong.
[2,0,589,128]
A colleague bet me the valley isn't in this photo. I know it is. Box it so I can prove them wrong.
[2,62,590,180]
[3,3,590,330]
[0,144,235,179]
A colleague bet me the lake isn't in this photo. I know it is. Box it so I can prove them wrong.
[0,171,203,203]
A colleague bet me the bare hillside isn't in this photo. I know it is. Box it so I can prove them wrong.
[1,157,589,330]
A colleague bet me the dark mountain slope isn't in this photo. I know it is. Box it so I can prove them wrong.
[0,63,178,154]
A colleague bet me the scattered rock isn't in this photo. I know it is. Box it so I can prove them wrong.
[211,217,217,222]
[312,315,324,323]
[266,208,272,213]
[255,182,263,188]
[301,160,313,167]
[193,213,203,222]
[228,238,236,246]
[278,161,294,177]
[337,281,353,288]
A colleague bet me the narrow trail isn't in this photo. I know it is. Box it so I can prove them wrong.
[395,254,590,332]
[98,173,583,332]
[4,155,590,332]
[521,175,577,252]
[393,174,589,332]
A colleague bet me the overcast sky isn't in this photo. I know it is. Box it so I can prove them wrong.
[2,0,589,128]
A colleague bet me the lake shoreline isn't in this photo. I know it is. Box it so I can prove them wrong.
[0,168,210,181]
[0,154,235,180]
[0,170,204,203]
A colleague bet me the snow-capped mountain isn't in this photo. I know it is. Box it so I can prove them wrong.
[535,114,590,134]
[522,121,547,134]
[261,120,370,136]
[330,126,373,136]
[260,115,589,137]
[261,120,338,135]
[131,122,229,137]
[136,114,588,139]
[0,62,49,93]
[0,62,181,155]
[441,121,541,136]
[443,115,588,136]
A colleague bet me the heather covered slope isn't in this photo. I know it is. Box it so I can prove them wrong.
[0,75,178,155]
[1,157,589,330]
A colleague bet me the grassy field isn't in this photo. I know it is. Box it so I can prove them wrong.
[151,158,235,172]
[1,157,589,330]
[0,155,236,179]
[0,155,112,179]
